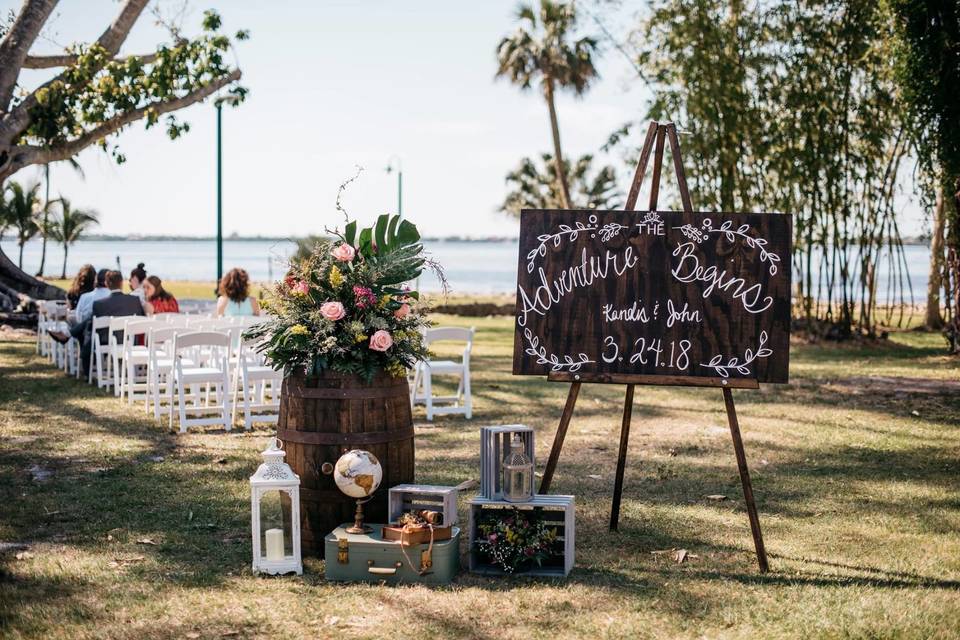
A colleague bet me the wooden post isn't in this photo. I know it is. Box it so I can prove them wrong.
[539,381,581,494]
[722,387,769,572]
[609,383,635,531]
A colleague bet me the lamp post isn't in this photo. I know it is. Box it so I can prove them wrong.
[385,156,402,220]
[215,100,223,289]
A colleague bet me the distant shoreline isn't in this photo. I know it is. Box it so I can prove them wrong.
[71,234,521,243]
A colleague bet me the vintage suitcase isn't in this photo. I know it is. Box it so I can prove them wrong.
[324,524,460,585]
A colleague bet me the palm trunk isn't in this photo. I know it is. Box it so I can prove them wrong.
[18,241,24,269]
[61,244,68,279]
[925,184,945,329]
[37,163,50,276]
[543,78,572,209]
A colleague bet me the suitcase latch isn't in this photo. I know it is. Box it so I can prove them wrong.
[337,538,348,564]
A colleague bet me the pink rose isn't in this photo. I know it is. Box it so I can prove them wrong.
[368,329,393,352]
[292,281,310,296]
[319,301,346,321]
[393,303,410,319]
[331,243,356,262]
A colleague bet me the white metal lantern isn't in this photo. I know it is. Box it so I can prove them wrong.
[250,438,302,575]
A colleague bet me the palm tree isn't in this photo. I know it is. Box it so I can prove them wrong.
[3,181,42,269]
[48,197,99,279]
[35,159,85,277]
[500,153,621,216]
[496,1,599,209]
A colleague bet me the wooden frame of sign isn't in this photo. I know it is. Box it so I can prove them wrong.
[514,120,792,573]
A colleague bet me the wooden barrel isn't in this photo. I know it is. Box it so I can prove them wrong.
[276,371,415,556]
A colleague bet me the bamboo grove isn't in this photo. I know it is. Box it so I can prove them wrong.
[631,0,932,339]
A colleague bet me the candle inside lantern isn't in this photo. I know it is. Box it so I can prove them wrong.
[265,528,284,561]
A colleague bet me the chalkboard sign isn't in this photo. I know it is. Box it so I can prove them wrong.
[512,209,792,383]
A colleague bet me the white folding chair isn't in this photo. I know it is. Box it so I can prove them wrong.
[89,315,114,388]
[108,317,132,397]
[411,327,475,420]
[121,319,158,404]
[169,331,233,433]
[231,337,282,429]
[146,326,195,419]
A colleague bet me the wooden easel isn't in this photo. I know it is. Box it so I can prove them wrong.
[537,121,770,573]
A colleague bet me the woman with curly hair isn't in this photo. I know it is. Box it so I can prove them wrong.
[216,267,260,317]
[66,264,96,310]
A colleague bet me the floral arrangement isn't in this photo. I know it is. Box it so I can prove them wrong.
[247,213,443,381]
[474,508,560,573]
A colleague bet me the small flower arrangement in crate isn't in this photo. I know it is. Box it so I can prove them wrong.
[246,212,445,381]
[469,495,575,577]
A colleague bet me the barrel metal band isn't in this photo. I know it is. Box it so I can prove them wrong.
[285,385,405,399]
[277,426,415,446]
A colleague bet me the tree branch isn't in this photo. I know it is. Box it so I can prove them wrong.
[0,0,59,113]
[0,0,150,144]
[22,51,160,69]
[3,68,240,176]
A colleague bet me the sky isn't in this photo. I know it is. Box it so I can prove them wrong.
[5,0,651,239]
[4,1,925,239]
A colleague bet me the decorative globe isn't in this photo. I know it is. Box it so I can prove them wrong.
[333,449,383,499]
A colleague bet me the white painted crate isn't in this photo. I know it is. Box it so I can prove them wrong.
[388,484,459,527]
[468,495,574,577]
[480,424,535,500]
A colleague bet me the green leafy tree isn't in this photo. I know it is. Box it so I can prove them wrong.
[496,0,600,209]
[3,180,41,268]
[48,196,98,279]
[501,153,620,216]
[0,1,247,183]
[887,0,960,350]
[624,0,909,339]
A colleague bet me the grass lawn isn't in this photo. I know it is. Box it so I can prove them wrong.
[1,318,959,639]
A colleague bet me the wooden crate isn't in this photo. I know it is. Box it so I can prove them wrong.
[480,425,535,500]
[388,484,459,527]
[468,495,574,577]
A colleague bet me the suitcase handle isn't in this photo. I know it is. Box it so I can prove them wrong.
[367,560,401,575]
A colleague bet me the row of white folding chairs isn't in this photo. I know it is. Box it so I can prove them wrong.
[85,315,279,432]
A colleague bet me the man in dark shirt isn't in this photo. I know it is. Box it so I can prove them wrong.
[50,270,144,374]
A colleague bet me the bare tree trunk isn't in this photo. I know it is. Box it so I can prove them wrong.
[37,163,49,276]
[544,78,572,209]
[947,178,960,354]
[925,184,945,329]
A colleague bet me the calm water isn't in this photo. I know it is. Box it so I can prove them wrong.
[2,237,931,299]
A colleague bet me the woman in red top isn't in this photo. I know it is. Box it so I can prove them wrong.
[143,275,180,315]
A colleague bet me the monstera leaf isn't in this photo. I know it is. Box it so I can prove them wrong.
[347,214,424,285]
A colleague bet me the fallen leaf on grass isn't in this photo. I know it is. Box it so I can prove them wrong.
[136,538,157,546]
[185,633,200,639]
[149,456,165,463]
[15,551,34,560]
[221,632,240,637]
[676,549,688,564]
[705,494,727,501]
[108,556,146,568]
[324,616,340,626]
[587,474,603,480]
[650,549,675,556]
[911,410,920,417]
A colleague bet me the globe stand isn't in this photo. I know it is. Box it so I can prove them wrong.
[345,496,373,535]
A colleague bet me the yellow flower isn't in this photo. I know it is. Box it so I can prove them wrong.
[290,324,309,336]
[378,294,391,309]
[328,265,344,288]
[354,333,367,343]
[385,361,407,378]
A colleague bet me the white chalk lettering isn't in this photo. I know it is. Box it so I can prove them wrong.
[670,242,773,314]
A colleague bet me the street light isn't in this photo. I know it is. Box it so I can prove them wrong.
[385,156,402,220]
[214,94,241,292]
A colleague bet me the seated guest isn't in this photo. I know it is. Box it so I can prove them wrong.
[216,267,260,317]
[143,275,179,315]
[129,263,147,304]
[50,270,143,374]
[74,268,111,326]
[66,264,96,310]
